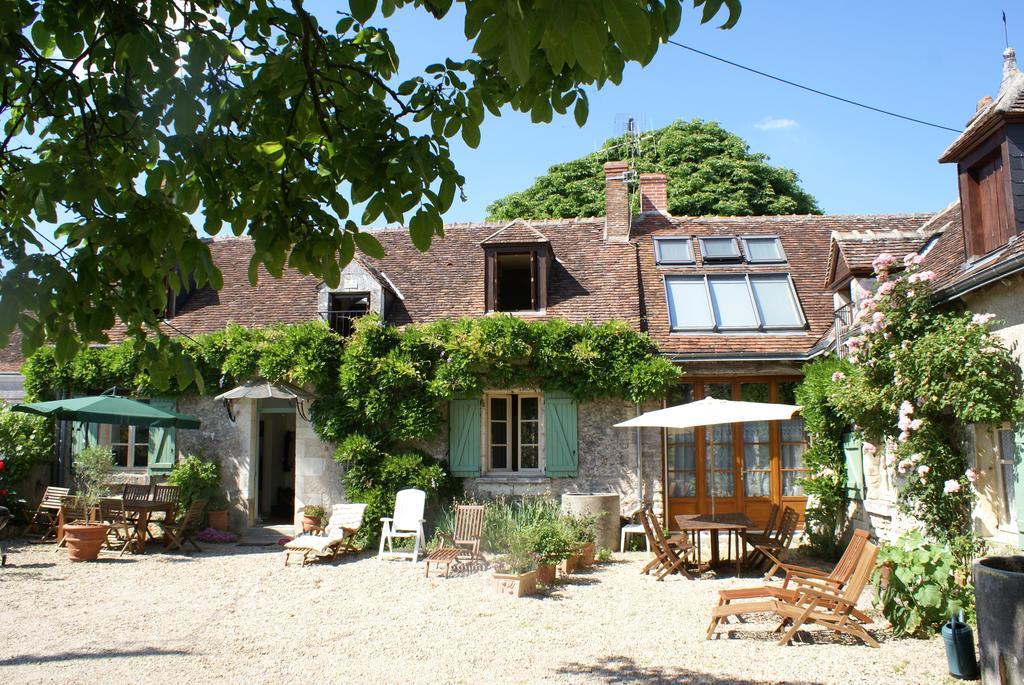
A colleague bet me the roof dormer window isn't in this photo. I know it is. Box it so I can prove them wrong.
[698,237,742,262]
[485,246,549,313]
[741,236,786,263]
[654,237,695,265]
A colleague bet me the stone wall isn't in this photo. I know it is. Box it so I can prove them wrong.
[293,411,344,529]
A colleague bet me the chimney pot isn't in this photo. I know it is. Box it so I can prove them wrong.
[977,95,994,111]
[603,161,631,242]
[639,173,669,214]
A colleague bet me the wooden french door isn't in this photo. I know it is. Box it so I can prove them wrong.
[663,378,809,529]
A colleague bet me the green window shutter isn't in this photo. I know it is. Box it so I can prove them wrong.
[448,398,481,477]
[70,421,87,455]
[843,431,865,500]
[544,391,578,477]
[1014,423,1024,547]
[148,398,177,475]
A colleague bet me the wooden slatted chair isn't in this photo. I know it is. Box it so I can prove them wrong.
[426,504,486,577]
[151,484,180,534]
[706,540,881,647]
[740,503,780,547]
[639,509,694,580]
[284,503,368,567]
[122,483,152,503]
[54,496,90,548]
[161,499,205,553]
[99,498,135,556]
[714,529,873,624]
[746,506,800,573]
[27,486,70,540]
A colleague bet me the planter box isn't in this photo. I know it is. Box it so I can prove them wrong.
[559,555,580,576]
[536,562,556,586]
[579,543,596,568]
[494,570,538,597]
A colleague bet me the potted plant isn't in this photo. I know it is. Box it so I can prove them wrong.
[492,528,538,597]
[566,513,598,568]
[301,504,326,533]
[167,454,225,527]
[206,490,229,531]
[526,518,573,585]
[63,445,115,562]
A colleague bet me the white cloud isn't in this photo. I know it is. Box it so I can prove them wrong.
[755,117,799,131]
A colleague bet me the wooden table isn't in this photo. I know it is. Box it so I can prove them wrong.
[673,514,753,576]
[103,497,176,554]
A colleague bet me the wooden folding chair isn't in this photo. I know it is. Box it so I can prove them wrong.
[639,509,694,580]
[122,483,152,503]
[161,499,205,553]
[740,502,780,547]
[26,486,70,540]
[54,496,90,548]
[99,498,135,556]
[746,506,799,573]
[426,504,486,577]
[706,540,880,647]
[715,529,873,624]
[151,485,180,535]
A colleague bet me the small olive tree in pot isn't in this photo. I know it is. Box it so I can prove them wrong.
[64,445,115,562]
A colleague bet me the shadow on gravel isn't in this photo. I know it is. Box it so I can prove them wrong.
[557,655,826,685]
[0,647,190,667]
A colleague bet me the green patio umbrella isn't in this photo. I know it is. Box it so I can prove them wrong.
[12,395,201,429]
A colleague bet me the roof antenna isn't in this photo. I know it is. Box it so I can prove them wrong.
[1004,10,1010,49]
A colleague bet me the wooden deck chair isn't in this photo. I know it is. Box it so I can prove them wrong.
[715,529,872,624]
[54,496,90,548]
[378,488,426,562]
[122,483,152,502]
[426,504,486,577]
[161,499,205,553]
[284,503,368,567]
[746,506,799,573]
[27,486,70,540]
[740,503,780,547]
[98,498,134,556]
[150,484,180,537]
[706,540,880,647]
[639,509,694,580]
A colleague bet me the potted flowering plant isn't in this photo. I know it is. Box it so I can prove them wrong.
[525,518,574,585]
[64,445,115,562]
[301,504,326,532]
[565,513,598,568]
[206,490,230,531]
[492,528,538,597]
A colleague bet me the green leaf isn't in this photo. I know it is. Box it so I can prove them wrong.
[408,212,433,251]
[573,95,589,127]
[30,22,52,53]
[350,0,377,23]
[603,0,651,61]
[353,231,386,259]
[361,193,386,225]
[571,20,605,79]
[461,120,481,148]
[505,20,532,82]
[256,142,283,155]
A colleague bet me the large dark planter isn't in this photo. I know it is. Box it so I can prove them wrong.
[973,556,1024,685]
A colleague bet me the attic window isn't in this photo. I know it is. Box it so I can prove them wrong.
[741,237,786,263]
[962,148,1015,259]
[326,292,369,336]
[699,237,741,262]
[486,247,549,313]
[654,238,695,265]
[665,274,805,332]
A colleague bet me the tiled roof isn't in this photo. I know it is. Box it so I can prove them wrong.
[631,213,938,358]
[825,219,936,284]
[940,48,1024,163]
[0,327,24,372]
[479,219,550,245]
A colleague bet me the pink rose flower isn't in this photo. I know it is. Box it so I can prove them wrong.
[943,479,960,494]
[971,312,996,326]
[832,371,846,382]
[965,468,979,483]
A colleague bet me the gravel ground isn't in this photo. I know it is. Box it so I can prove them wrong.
[1,539,955,685]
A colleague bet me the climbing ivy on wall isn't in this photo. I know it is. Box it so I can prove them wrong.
[22,314,680,541]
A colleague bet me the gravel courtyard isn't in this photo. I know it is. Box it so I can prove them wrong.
[1,540,954,685]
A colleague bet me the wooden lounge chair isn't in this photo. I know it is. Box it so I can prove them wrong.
[26,486,70,540]
[284,503,367,567]
[426,504,485,577]
[706,540,880,647]
[640,508,694,580]
[378,488,426,562]
[161,499,206,553]
[746,506,799,573]
[715,529,873,624]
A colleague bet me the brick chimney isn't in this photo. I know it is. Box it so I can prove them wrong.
[639,173,668,214]
[603,160,631,241]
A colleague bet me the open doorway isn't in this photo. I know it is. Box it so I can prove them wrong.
[257,399,296,524]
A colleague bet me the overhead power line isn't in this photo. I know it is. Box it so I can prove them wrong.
[667,40,964,134]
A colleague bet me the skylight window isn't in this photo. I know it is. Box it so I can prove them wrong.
[698,237,741,262]
[653,238,695,265]
[741,237,786,263]
[665,274,805,332]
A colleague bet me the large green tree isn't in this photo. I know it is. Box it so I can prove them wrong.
[486,118,819,220]
[0,0,740,385]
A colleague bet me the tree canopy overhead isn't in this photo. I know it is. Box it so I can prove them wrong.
[486,118,820,221]
[0,0,741,382]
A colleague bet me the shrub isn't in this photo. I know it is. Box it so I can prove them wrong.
[302,504,326,519]
[873,530,976,637]
[72,445,116,515]
[166,454,222,516]
[493,526,539,575]
[563,512,599,546]
[523,517,575,564]
[0,404,53,517]
[479,497,561,553]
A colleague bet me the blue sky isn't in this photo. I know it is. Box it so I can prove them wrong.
[300,0,1015,221]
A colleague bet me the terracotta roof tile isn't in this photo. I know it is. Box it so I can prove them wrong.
[940,49,1024,163]
[479,219,551,245]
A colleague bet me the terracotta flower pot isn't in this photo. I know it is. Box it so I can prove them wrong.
[536,562,556,586]
[559,555,579,576]
[63,524,108,562]
[580,543,596,568]
[493,570,538,597]
[300,515,321,533]
[208,509,229,531]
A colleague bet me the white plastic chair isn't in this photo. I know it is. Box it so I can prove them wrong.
[378,489,426,562]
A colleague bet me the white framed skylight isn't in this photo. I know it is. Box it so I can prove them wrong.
[653,237,695,265]
[740,236,787,263]
[664,274,806,332]
[698,237,742,262]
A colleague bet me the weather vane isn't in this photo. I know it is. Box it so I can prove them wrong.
[1004,10,1010,49]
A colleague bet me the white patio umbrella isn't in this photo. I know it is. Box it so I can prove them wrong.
[614,397,802,515]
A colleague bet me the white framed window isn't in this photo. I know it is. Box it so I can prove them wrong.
[486,392,543,473]
[741,236,787,263]
[698,237,742,262]
[665,274,806,332]
[653,237,695,265]
[101,423,149,469]
[997,428,1018,527]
